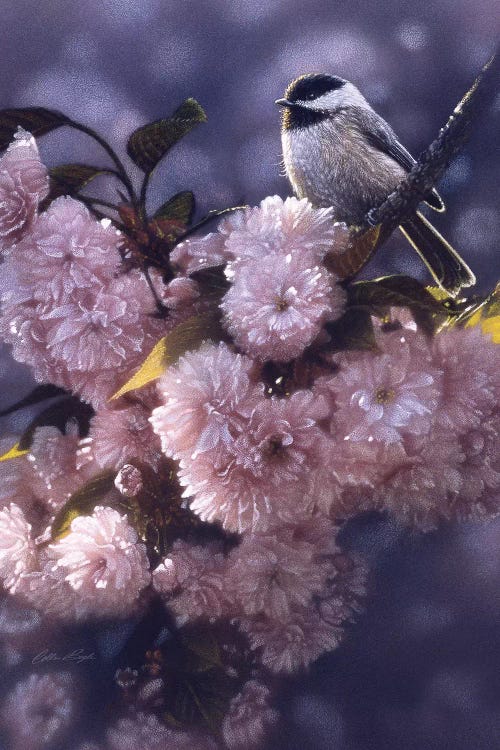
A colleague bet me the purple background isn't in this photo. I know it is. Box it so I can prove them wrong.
[0,1,499,748]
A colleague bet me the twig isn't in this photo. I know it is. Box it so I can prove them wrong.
[360,47,499,238]
[66,120,139,207]
[176,205,247,244]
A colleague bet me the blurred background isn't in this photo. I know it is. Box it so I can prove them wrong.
[0,0,499,747]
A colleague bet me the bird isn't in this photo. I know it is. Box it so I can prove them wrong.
[275,73,475,295]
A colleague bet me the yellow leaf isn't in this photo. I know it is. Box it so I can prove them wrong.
[111,336,168,400]
[0,442,29,462]
[111,313,223,400]
[480,315,500,343]
[463,282,500,342]
[426,286,453,302]
[464,307,484,328]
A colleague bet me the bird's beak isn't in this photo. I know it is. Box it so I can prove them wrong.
[275,98,294,107]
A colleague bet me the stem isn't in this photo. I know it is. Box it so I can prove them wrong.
[66,120,138,206]
[144,266,168,317]
[139,171,151,215]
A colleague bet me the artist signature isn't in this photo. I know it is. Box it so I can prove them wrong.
[32,648,96,665]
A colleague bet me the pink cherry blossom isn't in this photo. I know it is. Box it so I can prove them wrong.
[151,342,261,460]
[453,414,500,521]
[0,299,71,386]
[375,410,499,532]
[0,429,88,540]
[0,129,48,251]
[0,504,37,591]
[238,551,365,673]
[42,285,142,371]
[315,551,367,626]
[376,428,464,531]
[15,562,79,622]
[0,436,48,521]
[224,529,330,619]
[0,201,167,407]
[223,195,339,267]
[183,390,334,533]
[170,230,233,275]
[39,270,165,407]
[317,429,410,519]
[329,329,442,444]
[152,540,227,626]
[1,671,75,750]
[432,326,500,433]
[107,713,219,750]
[221,250,345,362]
[158,275,201,308]
[239,605,344,674]
[78,403,163,471]
[27,426,83,511]
[171,196,344,277]
[4,196,124,304]
[48,506,150,619]
[222,680,279,750]
[114,463,144,497]
[0,275,165,409]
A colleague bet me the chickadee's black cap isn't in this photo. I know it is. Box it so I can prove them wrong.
[284,73,346,103]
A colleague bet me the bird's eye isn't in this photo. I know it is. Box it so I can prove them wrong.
[306,92,316,100]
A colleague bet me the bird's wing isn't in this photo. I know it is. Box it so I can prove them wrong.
[351,107,444,212]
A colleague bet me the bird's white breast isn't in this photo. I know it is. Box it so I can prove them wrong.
[282,113,405,225]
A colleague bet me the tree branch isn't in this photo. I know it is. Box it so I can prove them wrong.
[359,47,499,240]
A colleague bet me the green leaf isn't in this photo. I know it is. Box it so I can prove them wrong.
[51,470,117,540]
[127,98,207,173]
[180,629,223,673]
[17,396,94,450]
[173,669,235,732]
[153,624,246,734]
[0,108,70,151]
[47,164,115,201]
[348,275,449,335]
[164,634,236,732]
[325,308,378,352]
[190,266,230,303]
[154,191,195,225]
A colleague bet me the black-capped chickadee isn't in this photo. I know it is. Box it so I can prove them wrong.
[276,73,475,294]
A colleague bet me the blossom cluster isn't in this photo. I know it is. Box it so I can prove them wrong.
[0,130,497,749]
[0,130,190,408]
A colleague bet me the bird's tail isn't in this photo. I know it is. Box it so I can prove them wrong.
[399,211,475,296]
